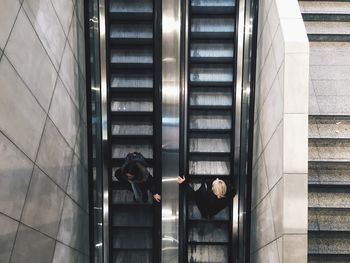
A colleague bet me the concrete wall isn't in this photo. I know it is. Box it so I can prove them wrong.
[250,0,309,262]
[0,0,88,262]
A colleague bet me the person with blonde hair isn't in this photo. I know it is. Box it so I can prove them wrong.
[178,176,234,218]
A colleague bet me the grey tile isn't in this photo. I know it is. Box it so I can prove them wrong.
[283,234,307,263]
[57,197,89,254]
[251,155,268,209]
[36,119,74,189]
[21,166,65,238]
[22,0,66,70]
[67,154,88,211]
[11,224,55,263]
[51,0,74,36]
[74,121,88,169]
[52,242,79,263]
[0,48,3,60]
[0,0,20,49]
[68,10,85,76]
[311,65,350,81]
[5,9,57,111]
[49,77,80,148]
[253,240,280,263]
[0,56,46,161]
[75,0,85,28]
[263,122,283,190]
[0,132,33,220]
[59,43,80,108]
[252,195,276,251]
[0,213,18,263]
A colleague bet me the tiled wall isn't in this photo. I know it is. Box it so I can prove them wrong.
[0,0,88,262]
[251,0,309,262]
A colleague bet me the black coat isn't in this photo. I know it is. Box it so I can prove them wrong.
[114,167,157,195]
[185,181,234,218]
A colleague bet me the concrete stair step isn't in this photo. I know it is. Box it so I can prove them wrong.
[309,207,350,231]
[300,1,350,14]
[309,185,350,208]
[309,230,350,254]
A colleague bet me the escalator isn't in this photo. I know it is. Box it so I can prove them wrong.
[182,0,237,262]
[87,0,257,261]
[106,0,162,262]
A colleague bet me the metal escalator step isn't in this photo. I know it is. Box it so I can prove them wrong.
[189,152,231,158]
[191,6,235,15]
[110,87,153,96]
[110,62,153,69]
[111,136,153,144]
[110,38,153,45]
[111,111,153,118]
[189,129,232,134]
[189,105,232,111]
[112,250,152,263]
[188,244,228,263]
[190,81,233,87]
[189,135,231,153]
[190,57,234,63]
[109,12,153,21]
[113,228,153,249]
[188,221,230,243]
[191,32,235,40]
[111,134,153,140]
[112,122,153,136]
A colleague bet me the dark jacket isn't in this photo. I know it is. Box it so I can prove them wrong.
[185,180,234,218]
[114,164,157,195]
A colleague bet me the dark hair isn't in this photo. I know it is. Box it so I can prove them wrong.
[122,161,145,181]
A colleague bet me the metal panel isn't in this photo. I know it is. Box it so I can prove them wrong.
[232,0,245,260]
[98,0,109,262]
[162,0,181,262]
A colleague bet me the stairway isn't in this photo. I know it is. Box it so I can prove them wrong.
[184,0,236,262]
[107,0,161,262]
[299,1,350,262]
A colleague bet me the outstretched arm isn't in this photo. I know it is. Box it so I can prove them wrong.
[146,172,161,202]
[178,176,196,200]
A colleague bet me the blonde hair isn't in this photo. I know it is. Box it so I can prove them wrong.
[212,179,227,199]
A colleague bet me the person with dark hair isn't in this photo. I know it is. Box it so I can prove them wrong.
[115,152,161,203]
[178,176,234,218]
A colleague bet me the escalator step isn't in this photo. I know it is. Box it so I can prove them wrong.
[190,57,234,63]
[188,244,228,263]
[110,62,153,69]
[189,81,234,88]
[110,38,153,45]
[113,228,153,249]
[189,105,232,110]
[112,250,152,263]
[188,221,230,243]
[191,6,235,15]
[188,201,230,220]
[109,12,153,21]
